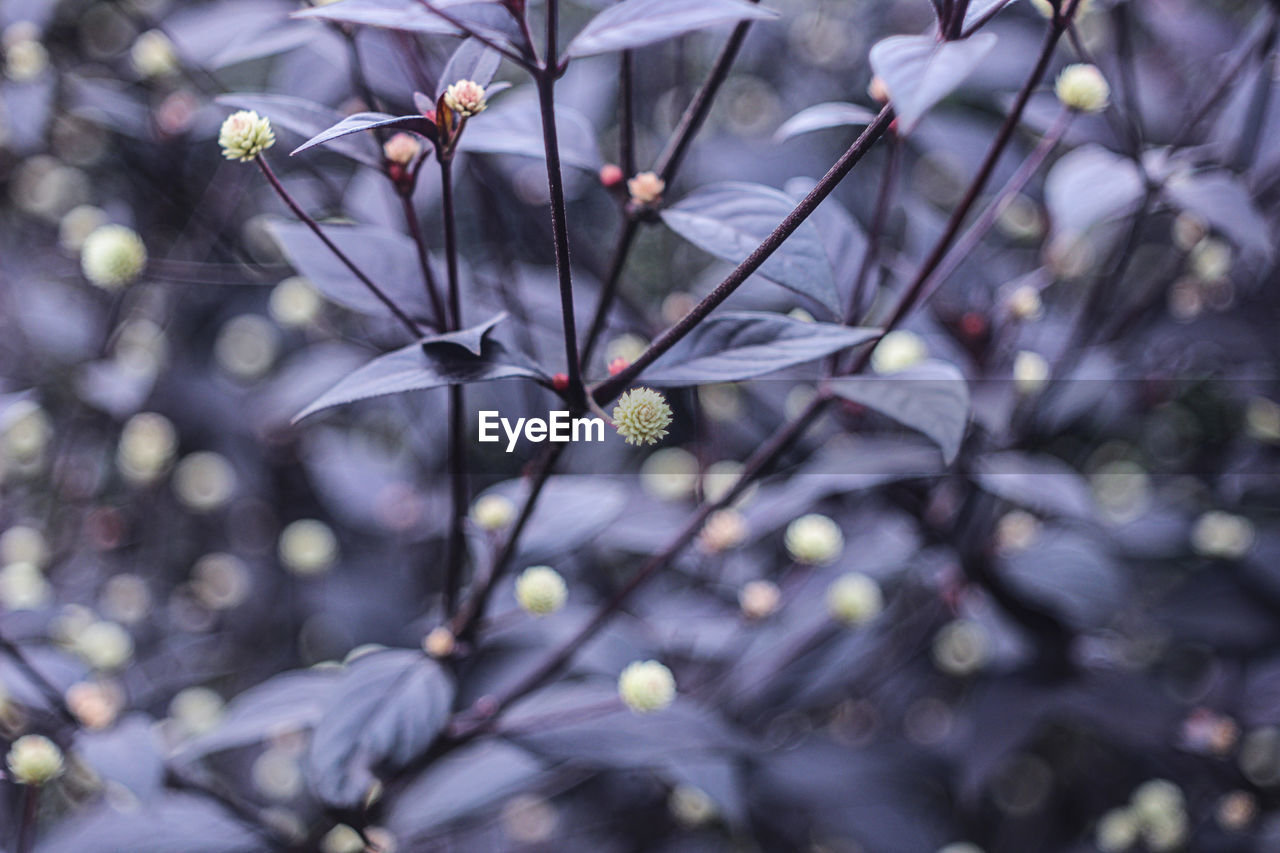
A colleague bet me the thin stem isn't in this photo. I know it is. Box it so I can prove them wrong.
[593,107,895,404]
[619,50,637,177]
[847,136,901,325]
[401,194,448,329]
[947,0,972,39]
[962,0,1016,37]
[16,784,38,853]
[535,65,586,406]
[0,635,76,726]
[579,217,641,370]
[256,156,425,338]
[440,158,469,615]
[1172,13,1276,148]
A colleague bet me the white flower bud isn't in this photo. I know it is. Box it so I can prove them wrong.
[4,37,48,82]
[0,562,51,610]
[58,205,108,251]
[1189,237,1231,282]
[1215,791,1256,832]
[170,686,225,737]
[605,333,648,366]
[612,387,673,447]
[699,509,748,554]
[117,412,178,485]
[80,224,147,290]
[131,29,177,78]
[1012,350,1049,395]
[320,825,365,853]
[514,566,567,616]
[66,680,124,731]
[702,460,748,505]
[1,525,48,569]
[422,626,456,658]
[738,579,780,620]
[627,171,665,206]
[937,844,984,853]
[215,314,279,380]
[173,451,236,512]
[74,620,134,671]
[825,572,883,626]
[252,746,303,801]
[1056,63,1110,113]
[191,553,251,610]
[278,519,338,576]
[932,619,989,676]
[1,400,51,462]
[1005,284,1043,321]
[1246,396,1280,444]
[1095,807,1140,852]
[219,110,275,162]
[444,79,487,117]
[618,660,676,713]
[871,330,928,374]
[5,735,64,786]
[471,493,516,531]
[784,513,843,565]
[269,277,323,328]
[640,447,698,501]
[669,784,716,827]
[383,132,422,166]
[1191,511,1254,560]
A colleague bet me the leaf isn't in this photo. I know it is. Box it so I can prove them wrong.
[294,0,511,44]
[998,528,1123,629]
[265,220,435,321]
[35,794,268,853]
[175,671,341,760]
[294,330,544,421]
[438,38,502,97]
[868,33,998,133]
[307,650,455,809]
[483,476,630,561]
[216,93,382,168]
[425,312,508,355]
[291,112,437,158]
[661,182,839,314]
[774,102,878,142]
[641,311,880,386]
[565,0,777,58]
[386,741,544,840]
[963,0,1018,31]
[1044,144,1144,236]
[829,359,970,464]
[458,91,601,170]
[971,451,1096,519]
[75,715,166,802]
[1163,169,1273,258]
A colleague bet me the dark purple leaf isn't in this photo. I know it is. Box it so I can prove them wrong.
[1163,169,1273,259]
[971,451,1096,519]
[829,360,970,464]
[868,33,998,133]
[565,0,778,59]
[291,111,437,158]
[1044,144,1144,236]
[775,102,877,142]
[458,90,601,170]
[217,93,383,168]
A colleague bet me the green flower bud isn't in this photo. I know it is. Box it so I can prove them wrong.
[825,572,883,626]
[1095,807,1140,852]
[612,387,673,447]
[80,224,146,290]
[219,110,276,162]
[173,451,237,513]
[1055,63,1110,113]
[471,493,516,531]
[5,735,64,786]
[871,330,928,374]
[1191,510,1254,560]
[784,513,843,565]
[514,566,567,616]
[618,660,676,713]
[269,277,323,328]
[73,620,134,671]
[278,519,338,576]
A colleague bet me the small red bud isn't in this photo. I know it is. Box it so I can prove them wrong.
[552,372,570,392]
[599,164,624,188]
[608,357,629,376]
[889,118,900,134]
[960,312,987,339]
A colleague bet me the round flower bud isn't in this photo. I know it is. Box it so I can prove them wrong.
[1,525,48,569]
[173,451,236,513]
[219,110,276,162]
[269,276,322,328]
[130,29,177,78]
[278,519,338,576]
[1005,284,1043,321]
[738,579,780,620]
[1190,237,1232,282]
[6,735,64,786]
[618,660,676,713]
[699,509,748,554]
[606,333,648,366]
[514,566,567,616]
[320,825,365,853]
[1216,791,1256,832]
[932,619,989,676]
[1246,396,1280,444]
[1095,807,1141,852]
[871,330,927,374]
[472,493,516,531]
[702,460,751,505]
[612,387,673,447]
[444,79,487,117]
[66,680,124,730]
[599,163,624,188]
[825,572,883,626]
[59,204,108,251]
[0,562,51,610]
[994,509,1040,554]
[74,620,134,671]
[868,75,890,103]
[422,626,456,658]
[191,553,251,610]
[383,132,422,166]
[215,314,280,380]
[784,513,843,565]
[2,400,51,463]
[80,224,147,290]
[1030,0,1094,17]
[640,447,698,501]
[117,412,178,485]
[1191,510,1254,560]
[4,37,48,82]
[627,171,665,206]
[1055,63,1110,113]
[1012,350,1050,395]
[669,784,716,827]
[1131,780,1184,824]
[170,686,225,737]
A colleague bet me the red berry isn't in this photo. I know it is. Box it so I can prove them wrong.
[960,312,986,339]
[599,164,624,188]
[608,358,629,376]
[552,373,570,392]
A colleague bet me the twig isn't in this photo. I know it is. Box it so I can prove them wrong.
[439,158,470,615]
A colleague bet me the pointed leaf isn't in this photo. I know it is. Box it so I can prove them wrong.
[642,312,880,386]
[307,650,455,809]
[217,93,382,168]
[292,112,436,157]
[458,91,600,170]
[661,182,840,315]
[424,312,507,355]
[971,451,1096,519]
[1044,144,1145,236]
[438,38,502,96]
[1164,170,1273,259]
[294,0,510,44]
[566,0,778,59]
[868,33,998,133]
[829,359,970,464]
[294,332,544,422]
[775,102,877,142]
